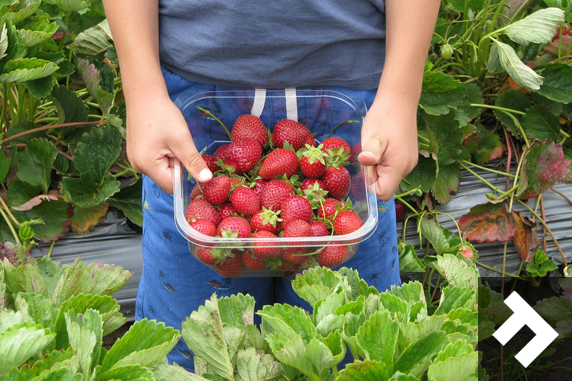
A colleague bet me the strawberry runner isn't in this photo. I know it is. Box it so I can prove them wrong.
[136,67,401,371]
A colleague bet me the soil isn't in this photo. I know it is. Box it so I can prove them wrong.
[102,322,134,350]
[480,276,572,381]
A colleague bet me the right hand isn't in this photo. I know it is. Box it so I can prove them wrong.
[126,94,213,194]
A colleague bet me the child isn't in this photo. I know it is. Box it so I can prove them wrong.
[102,0,440,371]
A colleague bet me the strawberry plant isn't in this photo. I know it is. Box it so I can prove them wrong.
[0,0,141,254]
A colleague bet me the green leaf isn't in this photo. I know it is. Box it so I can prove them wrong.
[0,21,25,71]
[378,293,409,324]
[419,72,466,115]
[16,138,57,194]
[13,198,72,242]
[488,39,543,91]
[434,340,474,363]
[0,0,41,24]
[102,318,179,372]
[217,293,256,327]
[51,85,89,124]
[100,364,155,381]
[435,287,475,315]
[152,361,211,381]
[235,347,283,381]
[18,15,59,47]
[0,149,11,183]
[427,351,479,381]
[0,23,8,61]
[0,310,32,334]
[61,173,121,207]
[75,58,114,114]
[291,266,343,308]
[426,113,463,166]
[389,373,420,381]
[337,360,391,381]
[454,83,484,126]
[494,90,530,139]
[69,202,109,233]
[536,63,572,103]
[531,92,562,116]
[108,178,143,226]
[181,294,234,380]
[419,219,462,256]
[398,241,426,273]
[14,292,58,331]
[258,303,316,343]
[73,20,113,57]
[25,75,55,99]
[435,254,479,291]
[0,58,58,83]
[28,347,77,378]
[65,309,102,377]
[501,8,565,45]
[42,0,89,13]
[390,281,425,306]
[394,331,450,378]
[473,126,504,164]
[265,333,315,379]
[0,323,55,374]
[306,335,344,378]
[73,124,122,184]
[399,314,448,351]
[522,105,561,141]
[314,291,345,327]
[398,156,437,194]
[431,163,461,204]
[356,310,399,370]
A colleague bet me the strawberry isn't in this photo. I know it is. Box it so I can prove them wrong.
[231,114,268,148]
[554,26,570,41]
[300,179,329,208]
[271,119,311,151]
[250,208,282,233]
[300,178,327,192]
[228,138,262,173]
[223,158,240,173]
[321,165,351,199]
[350,170,366,200]
[316,245,348,268]
[242,250,267,271]
[317,198,343,219]
[333,211,362,235]
[196,247,217,265]
[190,184,204,200]
[202,155,222,172]
[202,175,234,205]
[259,148,299,179]
[281,247,309,264]
[309,220,329,236]
[395,202,406,222]
[251,179,267,196]
[460,247,474,261]
[217,216,251,238]
[305,135,316,147]
[189,217,217,236]
[321,137,351,154]
[186,198,221,226]
[350,142,361,162]
[321,137,351,166]
[214,144,231,160]
[252,230,282,258]
[260,180,294,210]
[283,219,312,238]
[299,145,328,178]
[214,253,244,278]
[218,202,236,220]
[230,187,260,216]
[280,195,313,226]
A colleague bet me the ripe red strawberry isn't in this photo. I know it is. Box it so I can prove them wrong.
[280,196,313,226]
[186,198,221,226]
[321,137,351,154]
[217,216,251,238]
[300,179,327,192]
[321,137,351,166]
[196,247,217,265]
[395,202,406,222]
[189,217,217,236]
[350,142,361,162]
[281,247,309,264]
[218,202,236,220]
[259,149,299,179]
[554,26,570,41]
[228,138,262,173]
[214,144,231,160]
[317,198,343,219]
[251,179,266,196]
[230,187,260,216]
[250,208,281,233]
[271,119,311,151]
[310,220,329,236]
[283,220,312,238]
[202,155,222,172]
[242,250,267,271]
[322,166,351,199]
[215,253,244,278]
[190,184,204,200]
[202,175,234,205]
[460,247,474,261]
[299,145,328,178]
[305,135,316,147]
[316,245,348,268]
[252,230,282,258]
[231,114,268,148]
[223,158,240,173]
[260,180,294,210]
[333,211,362,235]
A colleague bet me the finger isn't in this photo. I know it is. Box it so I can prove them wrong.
[358,135,388,167]
[171,130,212,183]
[373,165,403,202]
[150,155,176,194]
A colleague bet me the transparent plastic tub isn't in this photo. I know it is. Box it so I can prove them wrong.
[173,89,378,277]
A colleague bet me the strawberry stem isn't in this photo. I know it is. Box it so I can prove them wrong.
[197,107,231,139]
[326,119,358,139]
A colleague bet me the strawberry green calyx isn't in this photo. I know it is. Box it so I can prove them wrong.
[258,207,282,228]
[300,182,329,208]
[301,144,328,165]
[325,145,351,168]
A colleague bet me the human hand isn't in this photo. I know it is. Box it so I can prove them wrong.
[358,92,419,201]
[126,93,212,194]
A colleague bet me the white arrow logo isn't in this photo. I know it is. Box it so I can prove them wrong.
[492,291,558,368]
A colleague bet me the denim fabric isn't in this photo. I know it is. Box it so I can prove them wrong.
[135,67,401,371]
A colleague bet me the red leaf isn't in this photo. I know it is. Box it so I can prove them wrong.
[459,201,517,243]
[512,211,540,262]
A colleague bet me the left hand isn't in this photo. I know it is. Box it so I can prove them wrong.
[358,91,419,201]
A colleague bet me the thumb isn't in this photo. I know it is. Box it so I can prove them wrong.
[358,135,387,167]
[171,132,212,183]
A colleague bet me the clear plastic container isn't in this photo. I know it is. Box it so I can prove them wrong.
[173,89,378,277]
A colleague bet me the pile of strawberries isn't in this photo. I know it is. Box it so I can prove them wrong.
[185,114,365,277]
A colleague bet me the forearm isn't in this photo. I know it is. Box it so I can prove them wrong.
[378,0,441,102]
[102,0,168,105]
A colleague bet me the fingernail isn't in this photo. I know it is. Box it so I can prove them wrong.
[199,168,212,181]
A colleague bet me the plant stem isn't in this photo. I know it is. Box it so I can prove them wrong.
[470,103,525,116]
[475,261,527,280]
[510,259,525,293]
[0,84,8,134]
[459,162,501,193]
[47,240,55,258]
[430,274,441,303]
[501,241,508,295]
[517,199,567,267]
[550,187,572,206]
[508,149,526,212]
[462,160,515,178]
[1,121,101,144]
[196,107,231,139]
[0,206,20,245]
[326,119,358,139]
[541,195,547,256]
[0,196,20,227]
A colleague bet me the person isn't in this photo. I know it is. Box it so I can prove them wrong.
[102,0,440,371]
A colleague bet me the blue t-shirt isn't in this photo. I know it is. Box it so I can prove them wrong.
[158,1,386,90]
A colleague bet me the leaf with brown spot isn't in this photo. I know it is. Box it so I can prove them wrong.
[431,163,461,204]
[459,201,517,243]
[70,202,108,233]
[512,211,540,262]
[517,140,571,199]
